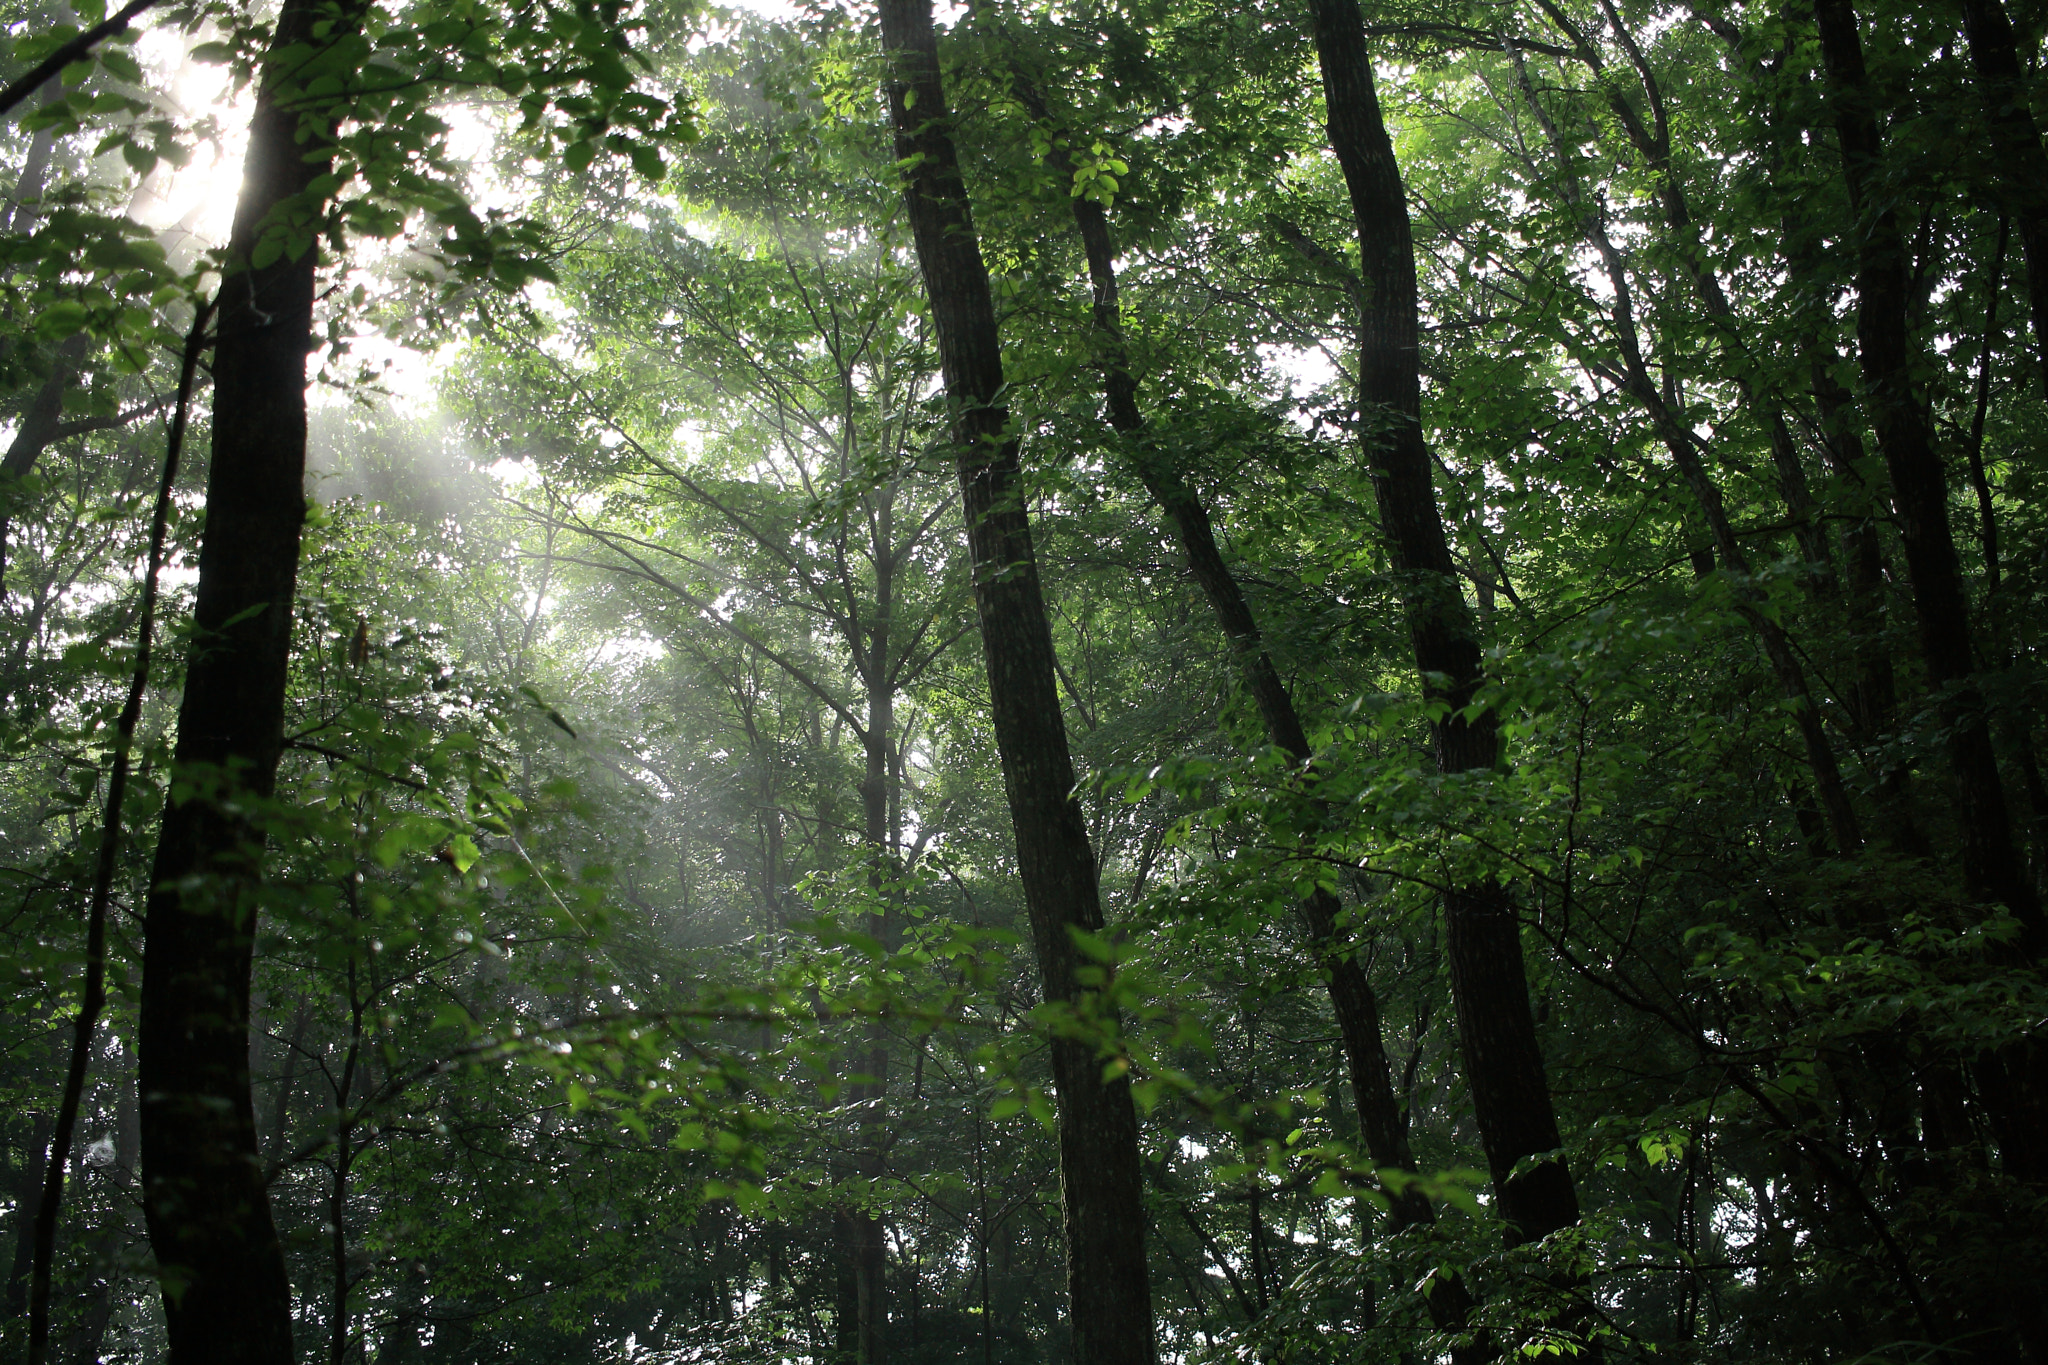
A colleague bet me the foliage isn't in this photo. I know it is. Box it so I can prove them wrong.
[2,0,2046,1360]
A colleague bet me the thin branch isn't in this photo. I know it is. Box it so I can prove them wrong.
[0,0,161,125]
[28,294,212,1365]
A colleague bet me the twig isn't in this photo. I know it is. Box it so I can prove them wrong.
[28,292,213,1365]
[0,0,162,125]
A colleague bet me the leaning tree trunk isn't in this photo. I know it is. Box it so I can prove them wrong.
[978,19,1431,1236]
[135,0,361,1360]
[1813,0,2043,950]
[873,3,1155,1362]
[1814,0,2048,1198]
[1308,0,1584,1252]
[1960,0,2048,399]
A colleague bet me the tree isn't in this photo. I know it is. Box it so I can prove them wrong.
[876,1,1156,1360]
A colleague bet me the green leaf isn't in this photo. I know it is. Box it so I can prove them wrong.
[629,143,664,181]
[33,300,89,342]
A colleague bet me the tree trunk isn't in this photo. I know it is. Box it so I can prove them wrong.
[1309,0,1584,1251]
[873,4,1155,1362]
[846,528,896,1365]
[136,0,361,1360]
[1960,0,2048,399]
[1814,0,2048,1206]
[1503,39,1864,856]
[0,77,65,234]
[4,1101,51,1319]
[1813,0,2043,950]
[978,16,1430,1236]
[1808,365,1901,741]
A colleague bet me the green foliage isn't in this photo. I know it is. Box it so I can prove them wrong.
[4,0,2048,1359]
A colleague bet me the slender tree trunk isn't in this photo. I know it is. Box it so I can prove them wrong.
[1814,0,2048,1209]
[1563,1,1840,595]
[29,297,212,1365]
[977,15,1431,1235]
[1808,366,1901,741]
[1965,214,2008,597]
[1310,0,1585,1254]
[1,74,137,596]
[1813,0,2042,947]
[1960,0,2048,399]
[873,4,1155,1361]
[4,1101,51,1320]
[1506,40,1864,855]
[846,529,896,1365]
[136,2,362,1360]
[0,335,85,599]
[0,77,64,235]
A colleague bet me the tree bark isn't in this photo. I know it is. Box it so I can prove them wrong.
[136,1,362,1360]
[29,295,212,1365]
[1310,0,1584,1252]
[4,1099,52,1320]
[1960,0,2048,400]
[845,518,896,1365]
[977,14,1431,1236]
[0,77,65,234]
[1809,366,1900,741]
[873,4,1155,1362]
[1813,0,2042,948]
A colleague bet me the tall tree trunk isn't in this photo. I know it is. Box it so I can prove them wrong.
[1807,362,1927,850]
[1310,0,1585,1253]
[1808,367,1897,722]
[0,76,65,235]
[4,1099,52,1319]
[1,77,148,595]
[873,4,1155,1362]
[136,1,360,1359]
[1814,0,2048,1204]
[29,295,212,1365]
[976,13,1430,1235]
[1552,0,1840,594]
[1813,0,2042,948]
[1504,40,1864,855]
[845,518,896,1365]
[1960,0,2048,399]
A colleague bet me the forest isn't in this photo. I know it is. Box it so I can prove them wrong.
[0,0,2043,1358]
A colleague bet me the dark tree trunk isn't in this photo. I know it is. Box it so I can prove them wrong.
[135,1,361,1360]
[845,552,895,1365]
[1813,0,2043,950]
[0,335,85,598]
[1808,366,1900,742]
[5,1102,51,1319]
[1309,0,1583,1251]
[0,339,83,479]
[1960,0,2048,399]
[0,78,93,598]
[1806,361,1932,853]
[980,21,1430,1235]
[1815,0,2048,1203]
[873,4,1155,1362]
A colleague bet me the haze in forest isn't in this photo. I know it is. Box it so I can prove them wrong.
[1,0,2045,1361]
